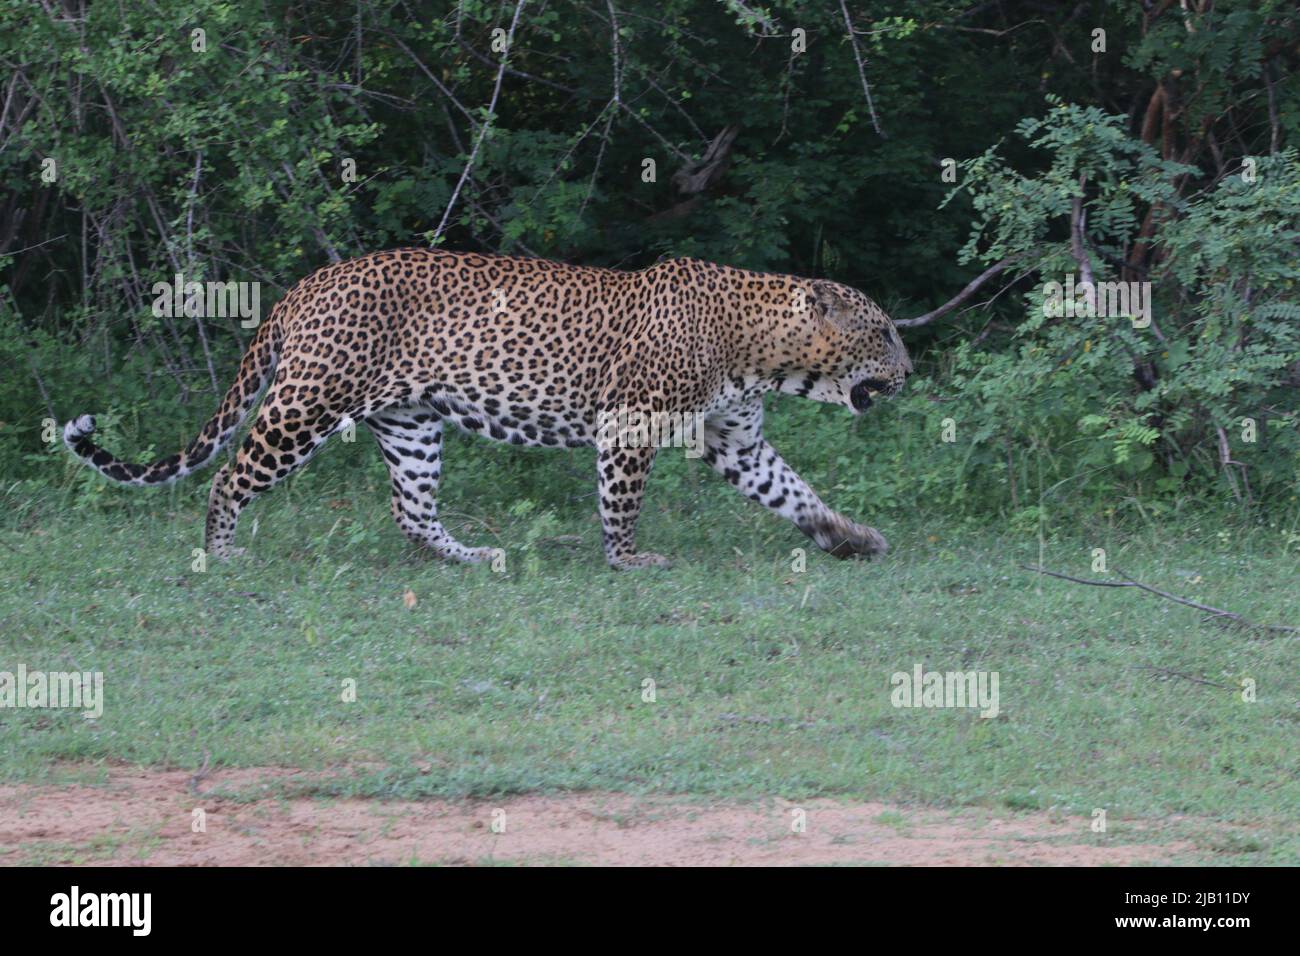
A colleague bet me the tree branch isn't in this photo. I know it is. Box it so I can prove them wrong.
[839,0,885,138]
[432,0,529,244]
[895,257,1017,328]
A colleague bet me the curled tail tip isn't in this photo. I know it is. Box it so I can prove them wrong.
[63,414,97,445]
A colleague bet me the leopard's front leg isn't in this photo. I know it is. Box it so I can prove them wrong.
[703,402,888,560]
[597,443,671,570]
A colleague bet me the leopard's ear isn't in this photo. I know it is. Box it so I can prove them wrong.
[809,280,856,328]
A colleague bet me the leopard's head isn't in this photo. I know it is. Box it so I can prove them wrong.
[800,279,912,414]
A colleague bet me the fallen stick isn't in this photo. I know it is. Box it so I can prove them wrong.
[1020,565,1299,634]
[188,749,212,797]
[1131,665,1234,690]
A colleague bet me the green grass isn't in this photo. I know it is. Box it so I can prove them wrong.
[0,458,1297,864]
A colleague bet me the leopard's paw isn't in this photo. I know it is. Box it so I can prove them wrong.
[427,540,499,565]
[810,517,888,560]
[836,523,888,559]
[462,546,503,565]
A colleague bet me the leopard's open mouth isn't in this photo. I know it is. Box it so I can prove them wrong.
[850,378,893,412]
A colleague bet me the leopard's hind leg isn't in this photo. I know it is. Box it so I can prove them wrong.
[204,391,343,558]
[365,406,496,563]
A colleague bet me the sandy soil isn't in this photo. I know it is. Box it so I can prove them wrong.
[0,767,1190,866]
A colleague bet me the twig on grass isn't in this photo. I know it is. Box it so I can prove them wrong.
[717,712,818,730]
[1132,665,1234,690]
[188,748,212,796]
[1020,564,1299,634]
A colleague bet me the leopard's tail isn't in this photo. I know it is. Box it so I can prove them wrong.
[63,303,286,487]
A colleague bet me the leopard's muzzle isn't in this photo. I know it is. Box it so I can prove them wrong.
[850,378,895,412]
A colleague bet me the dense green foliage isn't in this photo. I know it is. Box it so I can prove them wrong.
[1,0,1296,522]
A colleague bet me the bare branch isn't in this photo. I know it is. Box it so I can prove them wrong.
[574,0,623,220]
[391,35,482,131]
[895,257,1017,328]
[839,0,885,138]
[452,33,576,95]
[464,181,541,258]
[926,19,1047,38]
[617,99,692,162]
[1069,174,1098,306]
[1263,58,1281,155]
[606,0,622,106]
[433,0,529,244]
[1074,173,1166,343]
[671,124,740,195]
[721,0,781,36]
[279,161,342,263]
[1216,425,1252,503]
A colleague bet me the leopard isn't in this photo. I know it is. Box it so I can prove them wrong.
[64,249,912,569]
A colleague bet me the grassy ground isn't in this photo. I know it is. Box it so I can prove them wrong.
[0,444,1297,864]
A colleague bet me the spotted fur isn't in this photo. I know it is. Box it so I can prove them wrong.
[64,249,911,568]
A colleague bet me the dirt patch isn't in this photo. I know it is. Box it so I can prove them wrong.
[0,767,1190,866]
